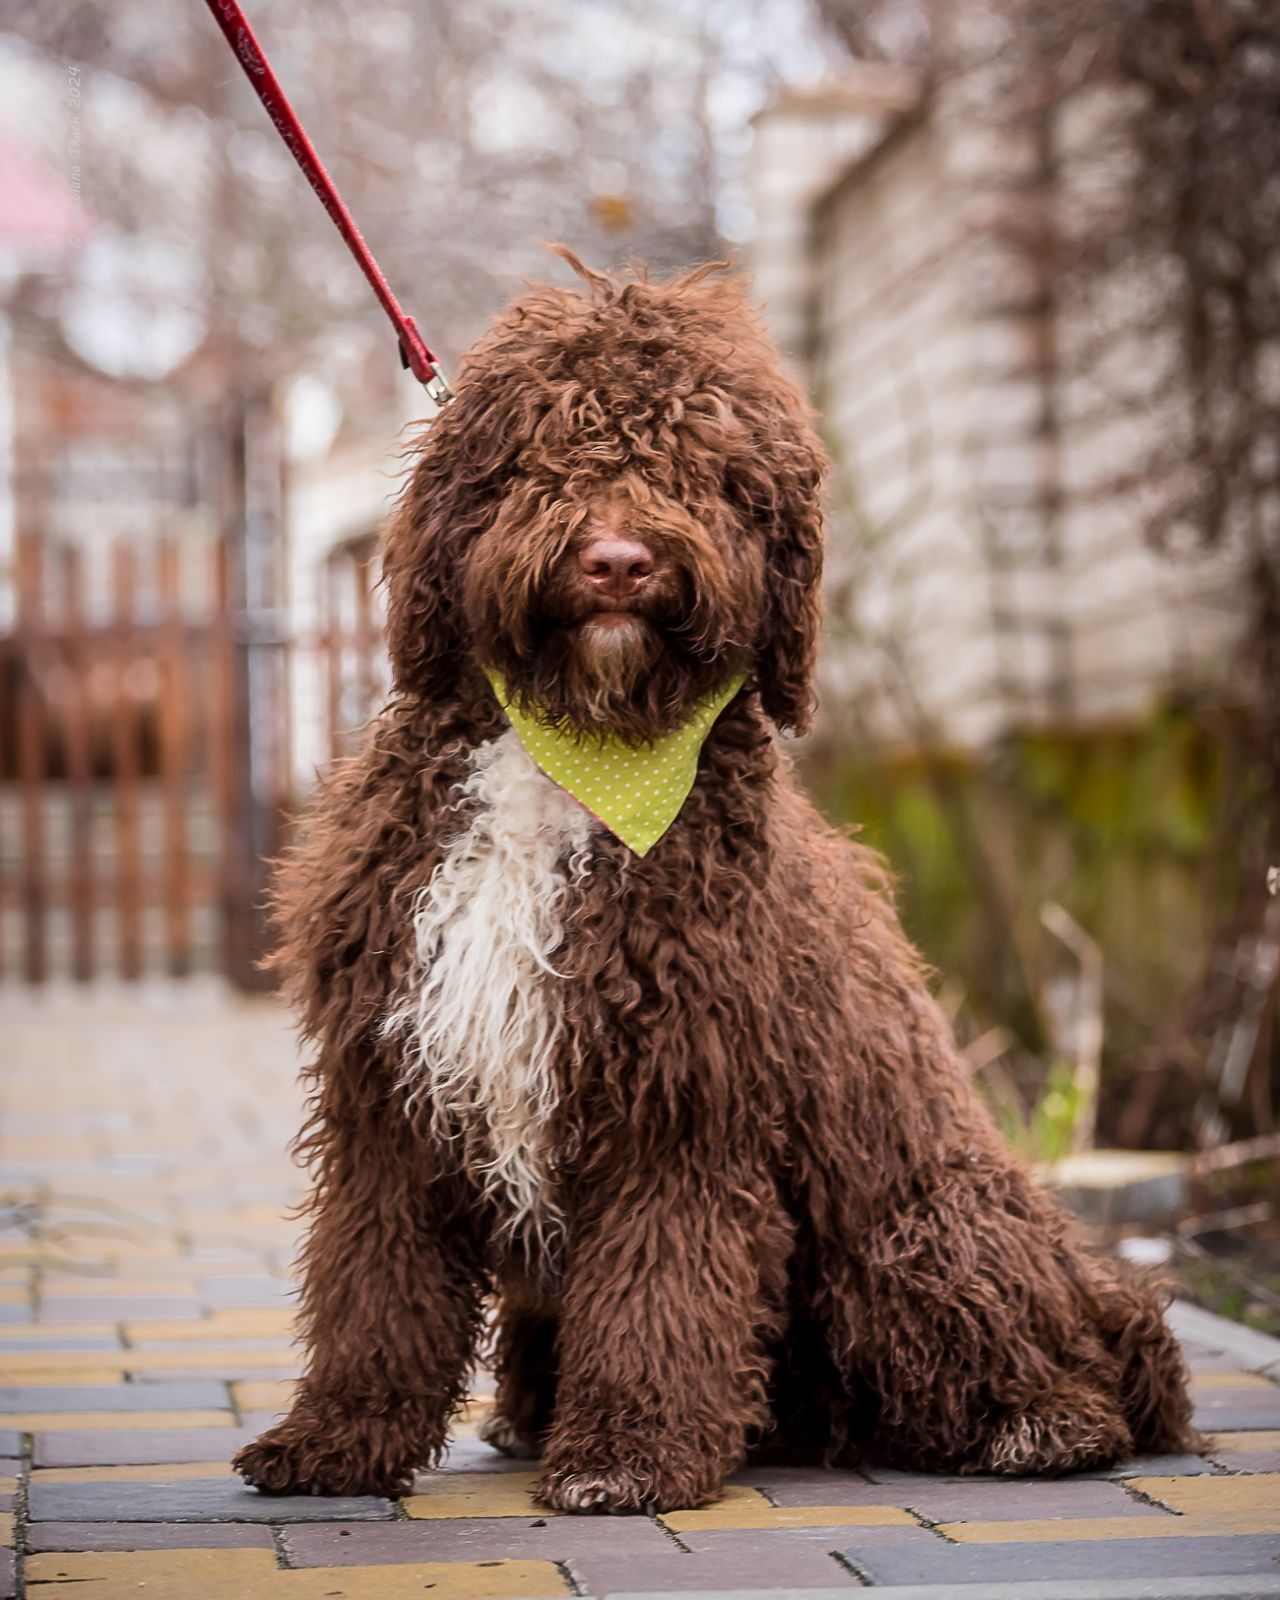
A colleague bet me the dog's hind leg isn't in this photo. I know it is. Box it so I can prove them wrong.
[480,1272,559,1459]
[234,1078,489,1498]
[806,1167,1164,1476]
[1088,1261,1199,1456]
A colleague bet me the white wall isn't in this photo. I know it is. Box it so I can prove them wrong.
[752,77,1249,755]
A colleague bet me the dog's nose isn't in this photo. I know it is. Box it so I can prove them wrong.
[578,537,654,600]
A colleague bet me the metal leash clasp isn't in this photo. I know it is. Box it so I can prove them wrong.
[424,360,453,407]
[400,335,453,406]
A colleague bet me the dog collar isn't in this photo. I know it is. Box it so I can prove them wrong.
[484,668,746,857]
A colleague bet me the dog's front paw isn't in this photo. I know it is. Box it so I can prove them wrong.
[234,1414,416,1499]
[539,1466,658,1514]
[478,1408,542,1460]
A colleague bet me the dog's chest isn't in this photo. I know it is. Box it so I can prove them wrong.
[391,729,593,1247]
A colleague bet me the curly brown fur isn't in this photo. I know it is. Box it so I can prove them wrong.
[235,256,1196,1511]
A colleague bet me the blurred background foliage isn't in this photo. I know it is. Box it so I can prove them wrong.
[804,701,1261,1153]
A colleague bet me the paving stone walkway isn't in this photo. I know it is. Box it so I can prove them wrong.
[2,986,1279,1599]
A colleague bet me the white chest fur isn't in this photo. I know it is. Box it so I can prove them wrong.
[388,729,592,1249]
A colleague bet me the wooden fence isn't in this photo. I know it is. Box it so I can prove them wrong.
[0,529,386,987]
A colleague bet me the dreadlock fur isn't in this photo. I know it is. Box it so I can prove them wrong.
[234,258,1196,1511]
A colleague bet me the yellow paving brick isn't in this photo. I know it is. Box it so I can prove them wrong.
[0,1512,11,1546]
[1211,1429,1280,1454]
[1,1369,125,1386]
[1129,1473,1280,1514]
[0,1346,298,1374]
[27,1549,568,1597]
[125,1309,296,1342]
[405,1469,562,1518]
[233,1379,297,1412]
[49,1239,183,1260]
[942,1512,1280,1542]
[661,1484,916,1532]
[1189,1371,1278,1390]
[0,1252,62,1272]
[0,1323,120,1341]
[1,1411,232,1430]
[0,1477,16,1493]
[0,1288,28,1304]
[27,1549,276,1588]
[0,1137,101,1159]
[182,1202,284,1222]
[33,1462,235,1483]
[36,1278,198,1297]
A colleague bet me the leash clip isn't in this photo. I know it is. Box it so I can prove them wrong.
[424,360,453,407]
[400,335,452,406]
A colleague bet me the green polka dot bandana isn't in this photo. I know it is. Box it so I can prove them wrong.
[485,668,747,857]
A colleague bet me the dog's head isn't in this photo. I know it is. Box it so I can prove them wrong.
[383,255,826,739]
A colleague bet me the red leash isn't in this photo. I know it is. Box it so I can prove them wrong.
[200,0,451,404]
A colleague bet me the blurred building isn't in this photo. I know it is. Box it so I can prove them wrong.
[751,67,1248,750]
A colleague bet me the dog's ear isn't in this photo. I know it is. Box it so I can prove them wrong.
[381,439,464,705]
[732,419,826,736]
[380,381,527,705]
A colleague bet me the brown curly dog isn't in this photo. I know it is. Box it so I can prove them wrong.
[234,255,1196,1512]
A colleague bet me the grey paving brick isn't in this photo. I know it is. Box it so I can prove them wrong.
[282,1514,674,1565]
[731,1466,879,1495]
[679,1525,936,1556]
[860,1452,1216,1486]
[28,1478,395,1523]
[1100,1453,1221,1478]
[38,1296,203,1321]
[25,1521,276,1551]
[200,1276,293,1307]
[1194,1389,1280,1431]
[134,1367,301,1384]
[1170,1303,1280,1374]
[0,1550,11,1600]
[842,1533,1280,1585]
[431,1443,534,1476]
[839,1479,1168,1523]
[696,1582,1280,1600]
[567,1543,859,1594]
[1209,1447,1280,1473]
[1,1336,122,1352]
[240,1410,293,1433]
[129,1340,294,1354]
[34,1428,256,1467]
[0,1382,229,1412]
[0,1431,21,1456]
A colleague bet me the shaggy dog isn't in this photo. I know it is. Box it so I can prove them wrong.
[234,256,1196,1512]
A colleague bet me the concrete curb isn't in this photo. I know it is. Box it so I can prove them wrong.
[1170,1298,1280,1374]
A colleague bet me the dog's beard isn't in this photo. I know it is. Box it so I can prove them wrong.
[574,614,660,700]
[524,613,705,742]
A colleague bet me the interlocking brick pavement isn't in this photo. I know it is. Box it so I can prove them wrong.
[3,986,1280,1598]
